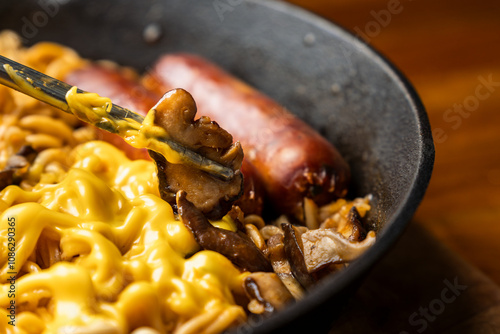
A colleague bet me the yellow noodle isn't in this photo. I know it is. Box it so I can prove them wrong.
[243,214,266,229]
[245,224,266,251]
[0,141,249,333]
[18,115,75,145]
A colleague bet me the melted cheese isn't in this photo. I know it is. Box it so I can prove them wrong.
[65,86,184,164]
[0,141,247,334]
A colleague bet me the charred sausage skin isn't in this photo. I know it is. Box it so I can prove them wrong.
[144,54,350,218]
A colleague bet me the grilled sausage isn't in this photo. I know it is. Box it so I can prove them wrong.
[144,54,350,219]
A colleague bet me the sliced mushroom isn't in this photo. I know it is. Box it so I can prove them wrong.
[176,190,272,272]
[259,225,282,240]
[150,88,244,220]
[267,233,304,300]
[227,205,245,232]
[346,206,367,242]
[0,170,14,191]
[0,145,38,190]
[244,272,294,315]
[282,223,315,289]
[301,229,376,273]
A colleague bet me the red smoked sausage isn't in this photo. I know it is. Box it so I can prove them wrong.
[143,54,350,218]
[65,63,265,215]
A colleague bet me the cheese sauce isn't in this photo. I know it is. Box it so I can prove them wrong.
[0,141,247,333]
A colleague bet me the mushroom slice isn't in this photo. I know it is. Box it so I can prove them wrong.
[0,169,14,191]
[302,229,376,273]
[176,190,272,273]
[150,88,244,220]
[282,223,315,289]
[0,145,37,190]
[346,206,367,242]
[267,233,304,300]
[244,272,294,315]
[227,205,245,232]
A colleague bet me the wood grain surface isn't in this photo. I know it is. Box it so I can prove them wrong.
[284,0,500,331]
[286,0,500,284]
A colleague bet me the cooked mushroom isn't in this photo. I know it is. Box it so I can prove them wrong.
[244,272,294,315]
[282,223,315,289]
[176,190,272,272]
[150,88,244,220]
[227,205,245,232]
[0,169,14,190]
[346,206,367,242]
[266,233,304,300]
[301,229,376,272]
[321,205,369,242]
[0,145,37,190]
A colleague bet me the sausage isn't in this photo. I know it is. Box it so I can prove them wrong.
[282,223,315,289]
[144,54,350,219]
[65,63,264,215]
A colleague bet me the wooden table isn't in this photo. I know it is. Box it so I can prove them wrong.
[285,0,500,331]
